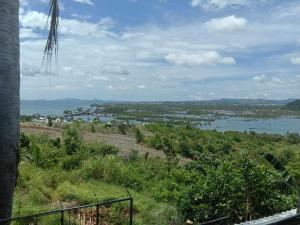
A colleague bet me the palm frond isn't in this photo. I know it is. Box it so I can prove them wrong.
[262,152,297,194]
[43,0,59,68]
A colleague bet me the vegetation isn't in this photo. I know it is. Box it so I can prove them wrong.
[15,122,299,224]
[286,99,300,111]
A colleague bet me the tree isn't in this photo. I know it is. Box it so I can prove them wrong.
[0,0,59,220]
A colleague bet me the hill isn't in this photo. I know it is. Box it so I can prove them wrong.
[285,99,300,111]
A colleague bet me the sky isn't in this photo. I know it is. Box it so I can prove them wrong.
[19,0,300,101]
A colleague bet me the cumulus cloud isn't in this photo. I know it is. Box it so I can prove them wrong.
[203,15,247,32]
[20,28,40,39]
[74,0,94,5]
[20,10,46,29]
[19,2,300,100]
[291,57,300,65]
[165,51,236,66]
[20,10,115,37]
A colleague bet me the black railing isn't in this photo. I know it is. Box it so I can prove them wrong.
[199,216,232,225]
[0,197,133,225]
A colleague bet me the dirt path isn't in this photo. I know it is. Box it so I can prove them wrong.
[21,124,191,164]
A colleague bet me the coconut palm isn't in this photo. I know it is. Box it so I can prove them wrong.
[0,0,59,220]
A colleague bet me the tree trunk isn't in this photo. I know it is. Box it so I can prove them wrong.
[0,0,20,220]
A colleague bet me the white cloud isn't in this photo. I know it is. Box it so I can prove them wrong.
[74,0,94,5]
[92,76,110,81]
[20,10,115,37]
[138,84,146,89]
[20,10,46,29]
[203,15,247,32]
[291,57,300,65]
[253,74,267,81]
[271,77,283,84]
[20,28,40,39]
[100,66,130,76]
[19,3,300,100]
[106,85,128,91]
[165,51,236,66]
[190,0,250,9]
[52,85,68,90]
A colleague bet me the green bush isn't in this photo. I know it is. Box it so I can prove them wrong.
[128,149,139,162]
[63,127,81,155]
[135,128,144,143]
[20,132,30,149]
[61,155,82,171]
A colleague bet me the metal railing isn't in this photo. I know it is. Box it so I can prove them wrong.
[0,197,133,225]
[199,217,232,225]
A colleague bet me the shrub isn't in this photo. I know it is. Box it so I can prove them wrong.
[150,134,164,150]
[63,127,81,155]
[47,116,53,127]
[135,128,144,143]
[50,137,61,148]
[61,155,82,171]
[287,133,300,144]
[91,125,96,133]
[20,132,30,149]
[100,145,120,156]
[129,149,139,162]
[118,123,128,135]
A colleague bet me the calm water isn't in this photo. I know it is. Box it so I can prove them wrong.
[199,117,300,135]
[21,100,99,116]
[21,101,300,135]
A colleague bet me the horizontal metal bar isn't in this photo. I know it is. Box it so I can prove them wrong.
[199,216,231,225]
[0,197,132,223]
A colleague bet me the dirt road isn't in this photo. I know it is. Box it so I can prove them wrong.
[21,124,191,164]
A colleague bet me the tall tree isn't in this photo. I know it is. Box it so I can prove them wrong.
[0,0,59,220]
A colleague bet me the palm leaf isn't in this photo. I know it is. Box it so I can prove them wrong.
[44,0,59,68]
[262,152,297,194]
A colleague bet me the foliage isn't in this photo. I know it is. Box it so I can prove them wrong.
[134,128,144,143]
[20,132,30,149]
[47,116,53,127]
[63,127,81,155]
[15,124,299,224]
[285,99,300,111]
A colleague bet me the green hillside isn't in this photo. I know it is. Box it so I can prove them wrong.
[286,99,300,111]
[15,122,300,224]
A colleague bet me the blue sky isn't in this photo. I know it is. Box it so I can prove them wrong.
[19,0,300,100]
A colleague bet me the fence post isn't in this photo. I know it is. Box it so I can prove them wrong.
[61,210,64,225]
[129,198,133,225]
[96,205,100,225]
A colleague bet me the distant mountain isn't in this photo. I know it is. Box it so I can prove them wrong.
[285,99,300,111]
[200,98,295,106]
[21,98,295,109]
